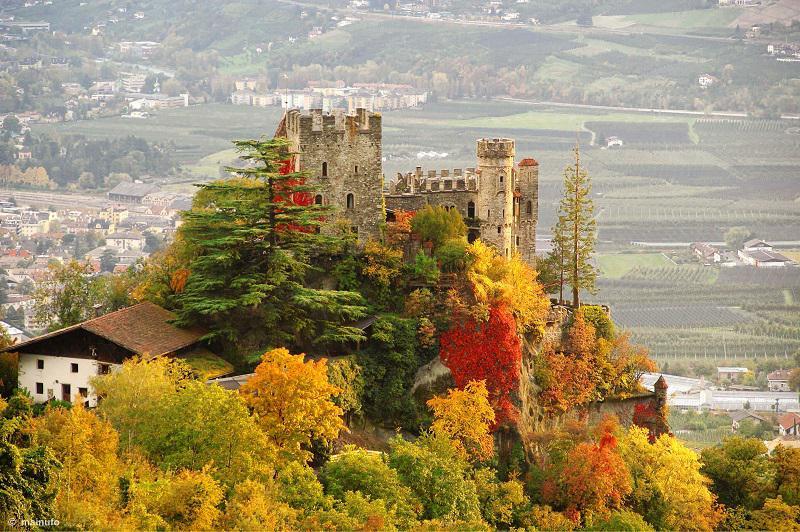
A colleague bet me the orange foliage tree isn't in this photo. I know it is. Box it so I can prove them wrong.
[427,380,496,462]
[439,304,521,425]
[240,348,345,463]
[559,422,632,522]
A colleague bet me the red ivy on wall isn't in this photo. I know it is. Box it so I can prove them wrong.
[440,304,521,426]
[274,156,315,233]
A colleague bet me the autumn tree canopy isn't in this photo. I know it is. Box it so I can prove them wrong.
[239,347,345,463]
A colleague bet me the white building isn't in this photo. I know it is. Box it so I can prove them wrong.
[738,239,793,268]
[9,302,215,407]
[105,231,144,250]
[768,369,792,392]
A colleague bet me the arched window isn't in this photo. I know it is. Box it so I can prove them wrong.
[526,200,533,215]
[497,226,501,235]
[322,162,328,177]
[487,209,491,218]
[499,173,504,184]
[346,193,354,210]
[314,194,323,205]
[467,201,475,218]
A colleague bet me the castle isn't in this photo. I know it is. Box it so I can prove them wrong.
[277,108,538,264]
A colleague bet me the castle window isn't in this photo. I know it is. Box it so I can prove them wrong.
[526,200,533,216]
[487,209,491,218]
[314,194,323,205]
[499,173,504,184]
[354,165,359,174]
[516,236,520,245]
[467,201,475,218]
[497,226,501,234]
[346,193,355,210]
[322,162,328,177]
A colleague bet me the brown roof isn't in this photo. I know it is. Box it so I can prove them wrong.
[778,412,800,430]
[519,158,539,167]
[4,302,206,357]
[768,369,792,381]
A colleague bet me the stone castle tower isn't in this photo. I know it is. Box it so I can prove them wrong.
[388,137,539,264]
[277,108,384,241]
[275,109,538,263]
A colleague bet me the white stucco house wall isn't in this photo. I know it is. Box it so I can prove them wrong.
[5,302,221,407]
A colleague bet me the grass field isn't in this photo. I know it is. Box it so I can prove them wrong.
[36,105,283,165]
[597,253,673,278]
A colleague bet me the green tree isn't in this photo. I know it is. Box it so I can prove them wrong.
[320,447,421,527]
[701,436,776,510]
[174,137,366,351]
[724,226,752,250]
[93,357,271,487]
[388,433,481,522]
[553,144,597,307]
[0,416,60,525]
[99,248,117,273]
[410,204,467,249]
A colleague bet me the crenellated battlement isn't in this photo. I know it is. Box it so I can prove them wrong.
[390,166,479,194]
[285,108,381,138]
[477,138,515,159]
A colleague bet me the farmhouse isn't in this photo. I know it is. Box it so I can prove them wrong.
[4,302,229,407]
[738,239,793,268]
[690,242,720,263]
[698,74,717,88]
[778,412,800,436]
[718,366,749,382]
[768,369,792,392]
[730,410,769,433]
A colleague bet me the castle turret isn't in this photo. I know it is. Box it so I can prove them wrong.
[281,108,383,241]
[476,138,515,258]
[516,158,539,264]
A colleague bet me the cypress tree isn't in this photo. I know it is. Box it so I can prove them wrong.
[553,144,597,307]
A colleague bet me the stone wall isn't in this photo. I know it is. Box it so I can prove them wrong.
[283,108,384,241]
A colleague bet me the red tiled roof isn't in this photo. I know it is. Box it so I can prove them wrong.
[519,158,538,167]
[4,302,206,357]
[778,412,800,430]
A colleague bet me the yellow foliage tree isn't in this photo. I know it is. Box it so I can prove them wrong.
[126,467,224,530]
[427,380,495,462]
[218,479,298,531]
[618,426,723,531]
[240,347,345,463]
[465,240,549,334]
[28,402,124,528]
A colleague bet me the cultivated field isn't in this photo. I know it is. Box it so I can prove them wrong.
[35,99,800,361]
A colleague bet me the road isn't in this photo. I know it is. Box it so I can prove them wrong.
[276,0,750,44]
[496,97,751,119]
[0,189,107,210]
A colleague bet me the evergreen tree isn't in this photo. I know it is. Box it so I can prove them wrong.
[174,137,367,351]
[553,144,597,307]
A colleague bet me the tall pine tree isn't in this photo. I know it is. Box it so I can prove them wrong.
[552,144,597,307]
[174,137,367,352]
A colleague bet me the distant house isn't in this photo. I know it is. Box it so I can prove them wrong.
[698,74,717,88]
[778,412,800,436]
[106,231,144,250]
[691,242,720,264]
[108,182,159,204]
[738,239,793,268]
[718,366,749,382]
[5,302,230,407]
[605,136,624,148]
[768,369,792,392]
[0,320,28,343]
[743,239,772,251]
[730,410,769,432]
